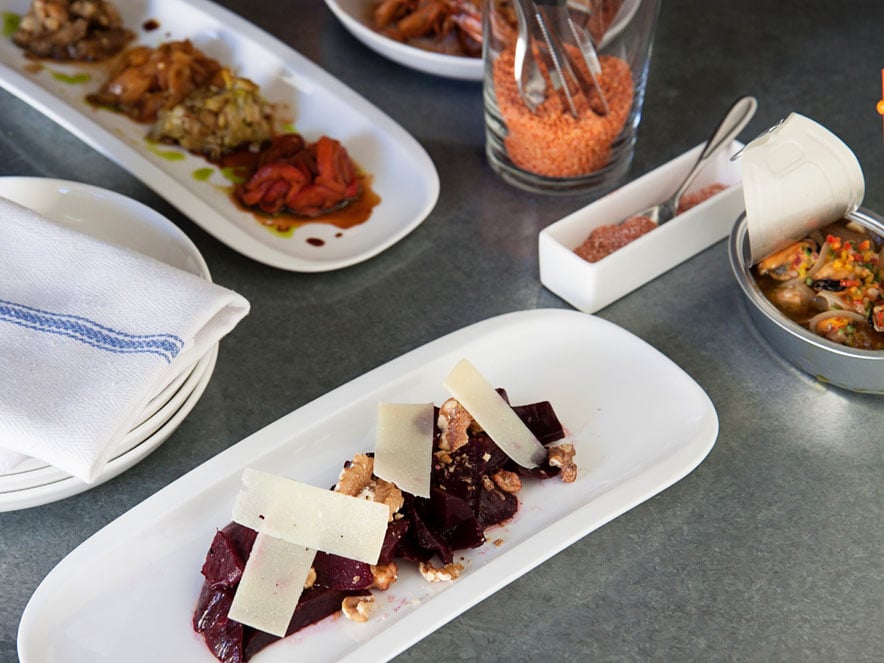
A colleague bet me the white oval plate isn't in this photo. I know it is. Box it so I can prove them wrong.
[18,309,718,662]
[324,0,483,81]
[0,177,216,507]
[0,0,440,271]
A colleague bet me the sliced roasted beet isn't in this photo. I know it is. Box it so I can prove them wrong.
[476,485,518,528]
[201,530,247,587]
[220,522,258,560]
[404,495,454,564]
[194,584,245,663]
[194,393,569,662]
[429,486,475,529]
[447,515,486,550]
[378,518,410,565]
[312,552,373,590]
[512,401,565,445]
[194,582,224,633]
[242,587,369,660]
[395,533,436,563]
[471,431,511,475]
[426,486,485,550]
[433,438,489,506]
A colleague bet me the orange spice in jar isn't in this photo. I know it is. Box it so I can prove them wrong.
[492,49,633,178]
[483,0,660,194]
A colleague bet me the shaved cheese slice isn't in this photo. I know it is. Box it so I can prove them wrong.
[233,468,389,564]
[227,533,316,637]
[374,402,434,498]
[443,358,546,468]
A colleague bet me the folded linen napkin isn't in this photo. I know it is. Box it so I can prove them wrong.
[0,195,250,483]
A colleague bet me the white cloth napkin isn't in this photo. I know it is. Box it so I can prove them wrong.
[0,195,250,483]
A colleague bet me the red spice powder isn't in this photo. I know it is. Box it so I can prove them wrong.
[492,49,633,178]
[676,182,727,214]
[574,214,656,262]
[574,182,730,263]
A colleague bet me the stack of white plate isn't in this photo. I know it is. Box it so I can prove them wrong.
[0,177,219,511]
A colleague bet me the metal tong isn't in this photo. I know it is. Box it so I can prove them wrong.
[512,0,609,118]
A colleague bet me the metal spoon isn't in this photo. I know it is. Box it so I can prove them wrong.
[636,95,758,226]
[512,0,546,113]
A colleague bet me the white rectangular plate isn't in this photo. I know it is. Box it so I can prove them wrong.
[18,309,718,662]
[0,0,439,271]
[539,141,745,313]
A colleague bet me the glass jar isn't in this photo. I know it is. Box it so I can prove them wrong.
[483,0,660,195]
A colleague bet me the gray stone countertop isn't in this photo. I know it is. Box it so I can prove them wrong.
[0,1,881,661]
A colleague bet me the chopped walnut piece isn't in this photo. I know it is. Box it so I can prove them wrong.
[335,453,374,496]
[492,469,522,493]
[370,562,398,590]
[548,443,577,483]
[303,567,317,589]
[418,561,464,583]
[341,595,375,623]
[335,453,404,521]
[437,397,473,452]
[372,478,405,519]
[482,475,495,491]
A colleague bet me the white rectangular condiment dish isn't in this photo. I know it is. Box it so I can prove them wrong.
[539,141,745,313]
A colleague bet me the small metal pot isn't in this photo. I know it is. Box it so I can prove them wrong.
[728,208,884,394]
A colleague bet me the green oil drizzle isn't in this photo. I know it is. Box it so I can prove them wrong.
[220,166,246,184]
[192,167,214,182]
[266,223,297,238]
[49,70,90,85]
[145,139,186,161]
[2,12,20,38]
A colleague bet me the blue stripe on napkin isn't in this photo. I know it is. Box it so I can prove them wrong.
[0,299,183,363]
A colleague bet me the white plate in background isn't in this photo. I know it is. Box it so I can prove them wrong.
[539,141,745,314]
[324,0,483,81]
[19,309,718,662]
[0,0,440,271]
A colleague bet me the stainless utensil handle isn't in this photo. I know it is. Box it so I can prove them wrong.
[673,95,758,204]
